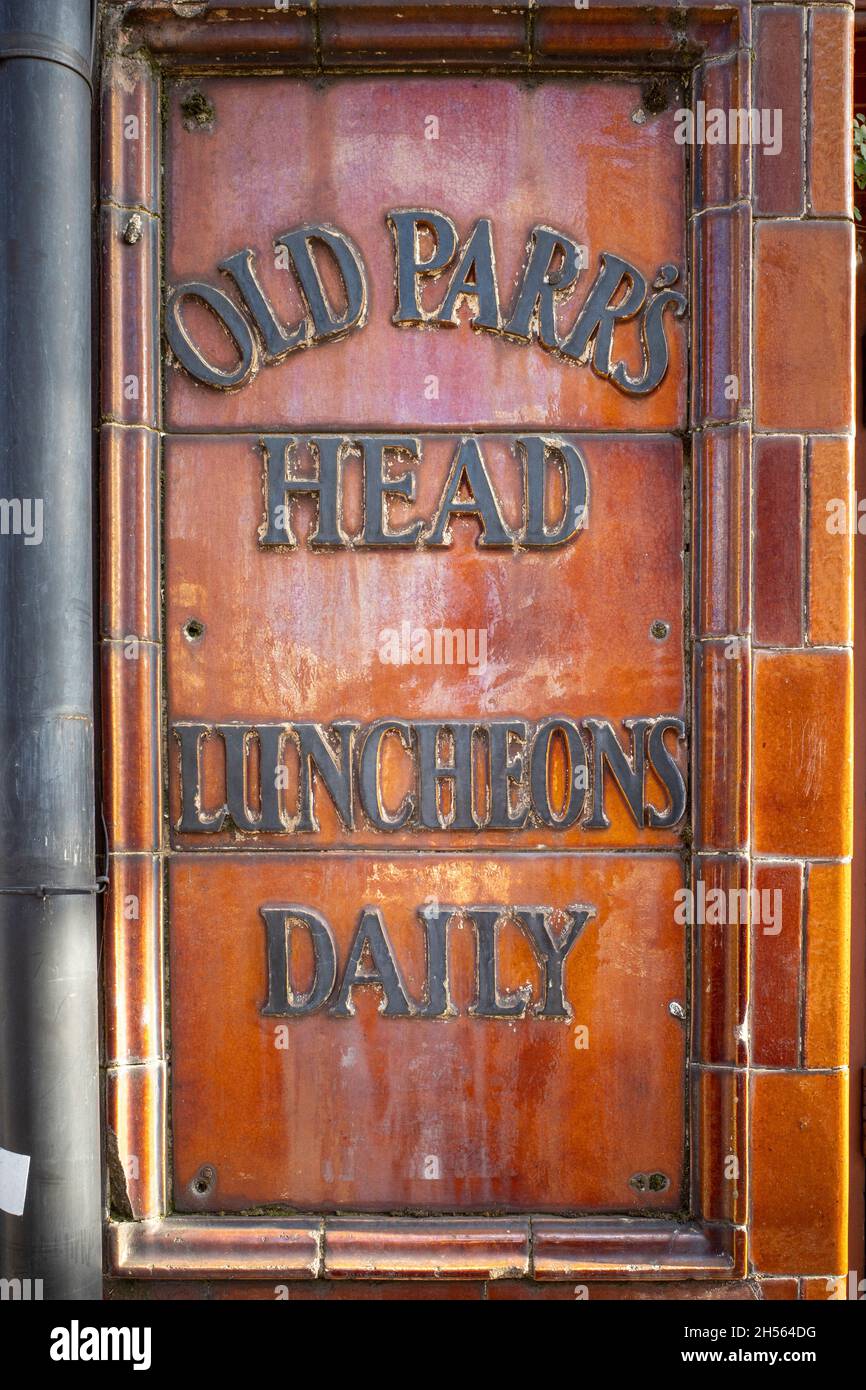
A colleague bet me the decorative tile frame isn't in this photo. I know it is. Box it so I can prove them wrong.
[98,0,851,1290]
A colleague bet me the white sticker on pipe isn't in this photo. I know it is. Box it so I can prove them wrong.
[0,1146,31,1216]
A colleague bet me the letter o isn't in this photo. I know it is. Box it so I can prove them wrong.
[530,717,588,828]
[165,280,258,389]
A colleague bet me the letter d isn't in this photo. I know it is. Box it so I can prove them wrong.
[275,224,368,341]
[261,905,337,1015]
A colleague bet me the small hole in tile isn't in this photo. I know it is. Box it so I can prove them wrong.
[191,1164,215,1197]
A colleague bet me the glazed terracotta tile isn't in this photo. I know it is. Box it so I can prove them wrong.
[99,426,160,642]
[324,1218,529,1279]
[693,640,750,852]
[808,436,854,647]
[755,220,853,433]
[690,204,751,427]
[109,1218,321,1280]
[102,854,163,1066]
[691,857,748,1067]
[318,2,527,65]
[104,0,309,6]
[751,861,803,1069]
[804,863,850,1070]
[100,640,162,853]
[116,0,315,62]
[97,0,855,1297]
[100,57,160,213]
[807,7,853,217]
[728,1225,748,1280]
[100,206,159,428]
[692,424,751,639]
[163,76,686,432]
[692,50,751,211]
[169,854,686,1213]
[164,433,686,852]
[800,1273,845,1295]
[106,1062,166,1222]
[750,1071,847,1276]
[535,3,744,65]
[531,1218,733,1280]
[801,1275,846,1300]
[758,1278,799,1301]
[753,650,852,859]
[691,1068,746,1225]
[753,436,804,648]
[753,6,805,216]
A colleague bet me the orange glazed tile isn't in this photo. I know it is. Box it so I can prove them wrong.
[801,1276,846,1300]
[753,650,852,859]
[753,436,804,647]
[692,49,750,211]
[318,1,527,65]
[109,1219,321,1281]
[692,424,750,639]
[807,7,853,217]
[804,863,850,1070]
[753,6,805,216]
[165,433,686,853]
[531,1218,739,1279]
[759,1278,799,1301]
[99,425,160,642]
[324,1218,529,1279]
[751,862,803,1069]
[694,640,750,852]
[102,854,163,1066]
[117,1,316,62]
[750,1071,847,1276]
[105,1062,166,1222]
[100,57,160,213]
[100,640,162,852]
[691,856,748,1067]
[691,204,750,427]
[100,205,159,428]
[163,76,686,433]
[169,853,686,1213]
[808,436,854,647]
[691,1067,746,1224]
[755,220,853,433]
[535,3,744,66]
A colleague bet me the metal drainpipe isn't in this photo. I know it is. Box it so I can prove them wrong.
[0,0,102,1299]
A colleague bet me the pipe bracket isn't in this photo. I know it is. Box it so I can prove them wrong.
[0,31,92,91]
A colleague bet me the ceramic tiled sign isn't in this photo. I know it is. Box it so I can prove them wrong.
[100,0,854,1297]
